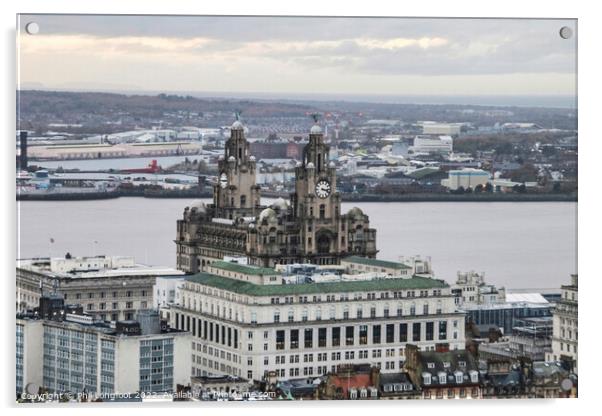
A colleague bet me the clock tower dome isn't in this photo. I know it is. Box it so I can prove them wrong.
[291,117,343,263]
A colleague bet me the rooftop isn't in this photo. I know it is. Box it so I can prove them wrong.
[342,256,412,270]
[185,272,447,297]
[210,260,280,276]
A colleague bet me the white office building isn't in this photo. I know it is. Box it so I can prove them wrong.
[17,256,184,321]
[166,257,466,383]
[16,313,191,398]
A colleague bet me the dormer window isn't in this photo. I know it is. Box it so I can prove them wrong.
[422,372,431,385]
[455,371,463,384]
[438,372,447,384]
[427,363,435,369]
[470,371,479,383]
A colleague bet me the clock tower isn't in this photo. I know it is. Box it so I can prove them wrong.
[214,118,261,219]
[291,119,343,263]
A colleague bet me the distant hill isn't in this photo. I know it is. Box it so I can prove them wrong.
[17,90,320,131]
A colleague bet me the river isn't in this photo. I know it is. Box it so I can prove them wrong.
[16,198,577,290]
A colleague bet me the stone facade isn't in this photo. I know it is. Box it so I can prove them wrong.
[176,120,377,273]
[546,274,578,373]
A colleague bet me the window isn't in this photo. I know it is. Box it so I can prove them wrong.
[274,310,280,323]
[413,322,421,342]
[372,325,381,344]
[345,326,354,346]
[319,328,327,347]
[399,323,408,342]
[359,325,368,345]
[319,204,325,219]
[276,330,285,350]
[304,329,313,348]
[439,321,447,340]
[426,322,434,341]
[290,329,299,349]
[439,373,446,384]
[332,327,340,346]
[386,324,395,343]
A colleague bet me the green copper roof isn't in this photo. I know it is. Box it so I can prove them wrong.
[185,272,447,297]
[209,261,279,276]
[342,256,412,270]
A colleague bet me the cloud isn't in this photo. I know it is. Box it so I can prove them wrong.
[16,15,577,95]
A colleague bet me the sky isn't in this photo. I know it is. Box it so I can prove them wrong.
[17,15,577,100]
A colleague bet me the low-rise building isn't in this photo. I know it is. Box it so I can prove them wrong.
[462,292,552,335]
[479,317,553,362]
[441,168,490,191]
[410,135,453,154]
[452,271,505,307]
[404,344,482,399]
[318,365,379,400]
[17,255,184,321]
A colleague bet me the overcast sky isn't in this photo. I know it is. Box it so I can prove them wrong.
[17,15,577,98]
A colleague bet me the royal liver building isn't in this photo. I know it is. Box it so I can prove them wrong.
[176,118,377,273]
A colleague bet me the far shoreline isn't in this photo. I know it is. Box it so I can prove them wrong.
[17,189,577,203]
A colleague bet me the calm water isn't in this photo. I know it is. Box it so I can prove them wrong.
[16,199,577,290]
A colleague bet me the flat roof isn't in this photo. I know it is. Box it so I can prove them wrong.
[342,256,412,270]
[185,272,447,297]
[210,261,280,276]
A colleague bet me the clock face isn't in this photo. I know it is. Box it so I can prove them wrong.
[315,179,331,199]
[219,172,228,189]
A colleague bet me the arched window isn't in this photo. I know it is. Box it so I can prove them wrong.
[240,195,246,207]
[317,234,330,254]
[319,204,325,219]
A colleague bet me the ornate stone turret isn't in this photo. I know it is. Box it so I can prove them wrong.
[213,116,261,219]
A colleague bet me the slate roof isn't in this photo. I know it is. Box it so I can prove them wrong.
[418,350,480,386]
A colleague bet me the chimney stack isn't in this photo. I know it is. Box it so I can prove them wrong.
[19,130,28,170]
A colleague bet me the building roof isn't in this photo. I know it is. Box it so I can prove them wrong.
[185,272,447,297]
[210,260,279,276]
[342,256,412,270]
[416,350,480,386]
[505,293,549,304]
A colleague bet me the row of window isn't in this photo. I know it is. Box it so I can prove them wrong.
[66,290,148,300]
[271,302,445,323]
[274,322,451,350]
[175,312,240,349]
